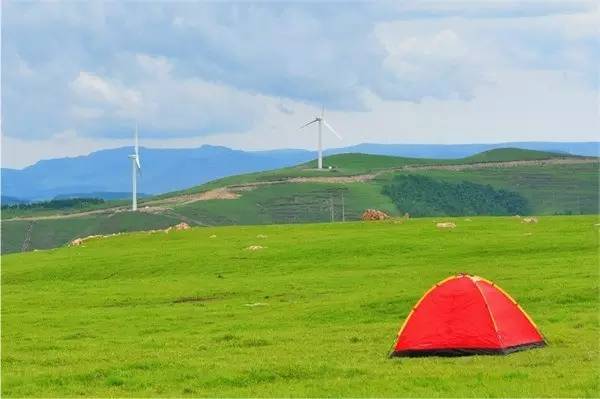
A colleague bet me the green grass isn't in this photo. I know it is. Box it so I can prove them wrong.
[461,148,570,163]
[0,212,184,253]
[306,153,432,171]
[2,216,599,397]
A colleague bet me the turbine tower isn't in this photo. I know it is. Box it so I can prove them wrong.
[128,124,141,211]
[300,107,342,169]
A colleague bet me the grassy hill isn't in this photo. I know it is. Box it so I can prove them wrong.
[300,152,432,171]
[460,148,568,163]
[177,148,571,189]
[2,149,597,254]
[2,216,598,397]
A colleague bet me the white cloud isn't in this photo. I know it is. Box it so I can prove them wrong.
[70,71,142,117]
[65,55,267,138]
[1,133,128,169]
[375,28,483,101]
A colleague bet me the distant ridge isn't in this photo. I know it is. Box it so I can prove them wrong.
[325,142,599,159]
[461,148,572,163]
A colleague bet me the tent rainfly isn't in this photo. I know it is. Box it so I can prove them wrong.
[390,274,546,357]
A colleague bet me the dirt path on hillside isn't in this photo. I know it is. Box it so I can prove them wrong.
[5,207,127,221]
[141,173,378,208]
[400,157,597,172]
[5,157,596,222]
[147,157,596,207]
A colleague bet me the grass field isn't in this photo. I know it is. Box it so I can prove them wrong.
[2,215,598,397]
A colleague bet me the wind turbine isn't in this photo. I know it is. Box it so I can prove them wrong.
[300,107,342,169]
[128,124,141,211]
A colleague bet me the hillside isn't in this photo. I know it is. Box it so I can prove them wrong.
[2,216,598,396]
[3,142,598,201]
[461,148,568,163]
[1,149,598,254]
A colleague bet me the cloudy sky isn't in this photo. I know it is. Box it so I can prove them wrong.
[2,1,599,168]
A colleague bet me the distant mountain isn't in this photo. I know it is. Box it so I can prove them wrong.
[325,142,599,159]
[2,141,597,201]
[1,145,314,201]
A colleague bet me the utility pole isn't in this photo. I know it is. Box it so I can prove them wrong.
[341,191,345,222]
[330,195,334,222]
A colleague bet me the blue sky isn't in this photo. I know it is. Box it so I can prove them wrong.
[2,1,599,168]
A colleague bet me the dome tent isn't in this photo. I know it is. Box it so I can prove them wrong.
[390,274,545,357]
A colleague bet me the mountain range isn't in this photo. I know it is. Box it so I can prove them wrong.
[2,141,598,202]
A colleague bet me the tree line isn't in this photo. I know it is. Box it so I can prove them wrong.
[1,198,105,211]
[382,175,529,217]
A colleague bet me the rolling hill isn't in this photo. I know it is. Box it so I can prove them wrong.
[2,142,598,201]
[1,148,598,254]
[2,216,598,396]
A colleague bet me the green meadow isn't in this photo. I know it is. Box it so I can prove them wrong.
[2,215,598,397]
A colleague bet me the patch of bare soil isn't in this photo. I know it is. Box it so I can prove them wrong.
[195,187,240,200]
[145,186,247,207]
[288,174,376,184]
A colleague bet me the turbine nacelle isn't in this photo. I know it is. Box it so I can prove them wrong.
[299,107,342,169]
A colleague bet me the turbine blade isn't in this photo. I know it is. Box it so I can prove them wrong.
[323,120,342,139]
[299,119,318,129]
[136,157,141,170]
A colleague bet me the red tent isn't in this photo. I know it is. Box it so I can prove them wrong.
[390,274,545,357]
